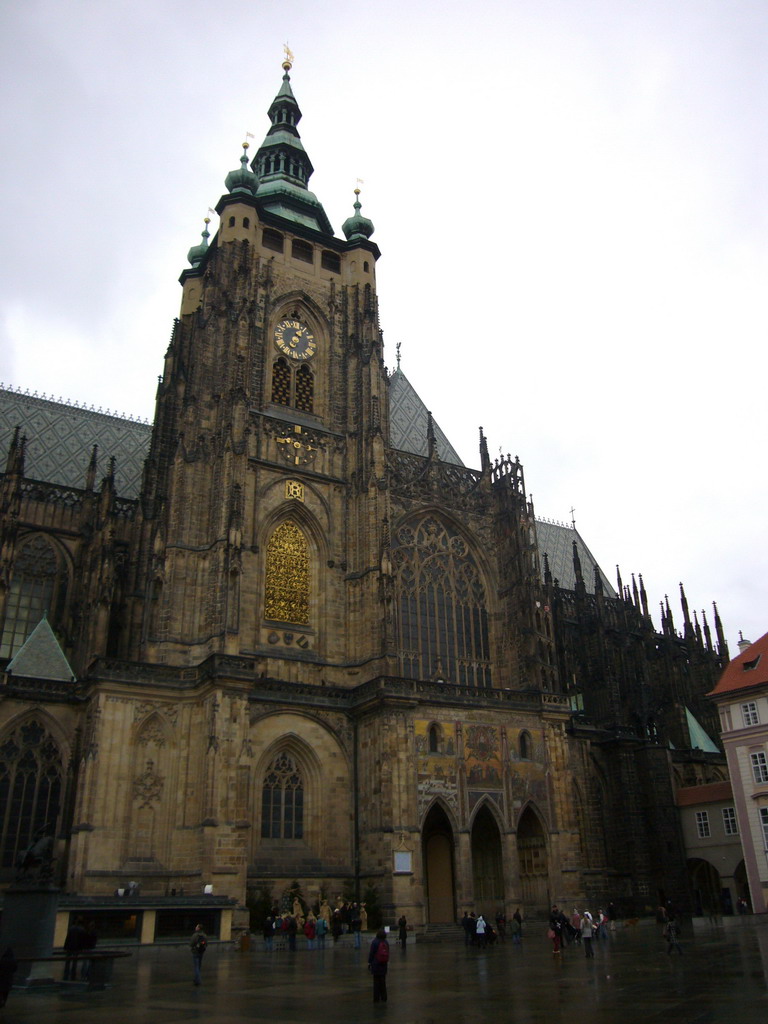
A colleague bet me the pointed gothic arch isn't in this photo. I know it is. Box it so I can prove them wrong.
[392,513,493,687]
[0,714,67,876]
[421,799,457,923]
[470,799,505,907]
[516,803,549,911]
[0,533,71,659]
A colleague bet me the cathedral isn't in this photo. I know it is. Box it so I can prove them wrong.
[0,59,730,938]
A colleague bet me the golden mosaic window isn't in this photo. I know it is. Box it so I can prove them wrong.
[261,752,303,839]
[264,520,310,624]
[295,364,314,413]
[271,358,291,406]
[392,517,492,687]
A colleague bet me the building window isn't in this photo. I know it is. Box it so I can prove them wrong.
[271,359,314,414]
[321,250,340,273]
[271,358,291,406]
[0,719,63,871]
[0,535,68,659]
[291,239,313,264]
[722,807,738,836]
[393,517,492,687]
[751,751,768,785]
[519,731,532,759]
[695,810,710,838]
[264,520,310,625]
[761,808,768,850]
[243,217,250,229]
[428,724,441,753]
[261,752,303,839]
[742,702,760,727]
[263,229,284,253]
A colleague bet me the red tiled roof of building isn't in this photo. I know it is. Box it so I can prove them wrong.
[709,631,768,697]
[676,781,733,807]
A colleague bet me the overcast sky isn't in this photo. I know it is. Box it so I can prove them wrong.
[1,0,766,652]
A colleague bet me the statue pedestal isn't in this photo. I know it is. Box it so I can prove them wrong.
[0,884,59,986]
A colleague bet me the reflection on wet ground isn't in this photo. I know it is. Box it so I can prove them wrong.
[2,917,766,1024]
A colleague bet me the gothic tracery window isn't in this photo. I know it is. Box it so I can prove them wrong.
[271,359,314,414]
[264,520,310,624]
[392,517,492,687]
[0,720,63,871]
[0,535,68,659]
[261,752,304,839]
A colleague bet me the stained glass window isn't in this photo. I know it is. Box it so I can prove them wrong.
[392,517,492,687]
[264,520,310,624]
[0,720,63,870]
[0,535,67,659]
[261,752,303,839]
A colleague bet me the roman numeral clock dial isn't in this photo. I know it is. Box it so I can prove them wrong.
[274,319,316,360]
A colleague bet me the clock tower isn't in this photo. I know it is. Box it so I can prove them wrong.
[136,57,390,684]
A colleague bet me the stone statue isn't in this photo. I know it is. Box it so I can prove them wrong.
[319,899,331,925]
[15,830,55,883]
[292,897,304,926]
[360,903,368,932]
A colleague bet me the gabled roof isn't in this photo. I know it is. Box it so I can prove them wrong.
[534,520,617,596]
[709,630,768,697]
[0,386,151,499]
[6,616,76,681]
[676,781,732,807]
[388,368,463,466]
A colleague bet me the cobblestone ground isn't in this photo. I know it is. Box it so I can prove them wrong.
[2,918,766,1024]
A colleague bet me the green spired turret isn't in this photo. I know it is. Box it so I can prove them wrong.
[251,56,334,236]
[342,188,375,242]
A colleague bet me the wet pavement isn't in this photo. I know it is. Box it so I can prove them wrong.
[1,917,766,1023]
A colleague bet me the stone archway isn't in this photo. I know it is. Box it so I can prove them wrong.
[422,803,456,923]
[517,806,549,911]
[471,803,503,910]
[688,858,722,916]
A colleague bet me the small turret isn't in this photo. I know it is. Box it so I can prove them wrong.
[342,188,375,242]
[225,142,258,197]
[187,217,211,268]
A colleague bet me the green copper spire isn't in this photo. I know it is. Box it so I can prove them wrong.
[225,142,258,196]
[187,217,211,267]
[250,57,333,236]
[342,188,375,242]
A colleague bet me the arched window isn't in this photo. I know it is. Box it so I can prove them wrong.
[271,358,291,406]
[392,517,492,686]
[295,364,314,413]
[264,520,310,624]
[519,731,531,759]
[0,719,63,871]
[428,724,441,754]
[261,752,303,839]
[0,535,67,659]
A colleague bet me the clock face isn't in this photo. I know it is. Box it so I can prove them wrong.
[275,319,317,361]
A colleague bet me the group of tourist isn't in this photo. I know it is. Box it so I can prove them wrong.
[548,904,618,955]
[461,908,523,947]
[261,898,369,952]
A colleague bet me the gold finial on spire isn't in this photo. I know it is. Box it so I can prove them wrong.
[283,43,294,71]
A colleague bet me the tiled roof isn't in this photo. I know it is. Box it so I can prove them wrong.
[0,386,151,499]
[676,781,733,807]
[534,520,616,596]
[388,368,464,466]
[6,616,76,681]
[709,630,768,697]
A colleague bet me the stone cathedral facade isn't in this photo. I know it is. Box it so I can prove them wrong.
[0,62,730,932]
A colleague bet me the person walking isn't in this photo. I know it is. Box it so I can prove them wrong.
[63,916,87,980]
[0,948,17,1008]
[475,914,487,949]
[368,928,390,1003]
[316,912,328,949]
[304,913,317,950]
[665,916,683,955]
[190,923,207,985]
[581,912,595,958]
[263,913,275,952]
[398,914,408,950]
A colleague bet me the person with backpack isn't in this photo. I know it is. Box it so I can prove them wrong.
[368,928,390,1003]
[190,924,207,985]
[315,912,328,949]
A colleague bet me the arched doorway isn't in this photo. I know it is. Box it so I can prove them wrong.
[517,806,548,911]
[471,803,504,910]
[422,803,455,923]
[688,858,722,915]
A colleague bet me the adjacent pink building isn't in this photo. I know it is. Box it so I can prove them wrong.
[709,632,768,912]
